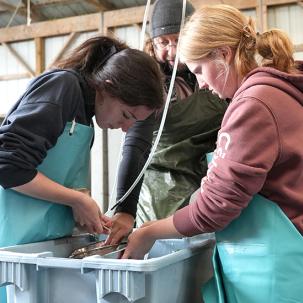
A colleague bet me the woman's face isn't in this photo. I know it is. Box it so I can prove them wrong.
[94,90,154,132]
[184,55,238,99]
[153,33,186,70]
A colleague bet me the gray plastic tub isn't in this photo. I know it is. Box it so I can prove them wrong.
[0,234,214,303]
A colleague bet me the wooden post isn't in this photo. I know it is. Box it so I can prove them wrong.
[256,0,268,32]
[0,73,31,80]
[46,32,79,69]
[35,37,45,75]
[2,42,35,77]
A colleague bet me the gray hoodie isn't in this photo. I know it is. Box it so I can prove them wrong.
[174,63,303,235]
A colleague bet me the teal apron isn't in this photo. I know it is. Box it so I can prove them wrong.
[203,165,303,301]
[0,122,93,302]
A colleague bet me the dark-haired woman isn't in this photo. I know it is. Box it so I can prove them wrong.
[0,35,163,252]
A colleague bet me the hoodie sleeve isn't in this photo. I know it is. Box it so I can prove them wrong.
[0,71,83,189]
[173,97,280,236]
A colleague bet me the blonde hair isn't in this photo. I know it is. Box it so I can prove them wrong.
[180,5,297,78]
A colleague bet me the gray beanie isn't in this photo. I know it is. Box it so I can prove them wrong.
[150,0,195,39]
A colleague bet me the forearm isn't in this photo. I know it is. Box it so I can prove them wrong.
[13,171,107,234]
[144,216,183,240]
[13,171,85,208]
[122,216,183,259]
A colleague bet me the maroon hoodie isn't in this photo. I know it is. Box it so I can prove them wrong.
[174,63,303,236]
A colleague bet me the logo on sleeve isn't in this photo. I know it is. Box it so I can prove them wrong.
[201,132,231,192]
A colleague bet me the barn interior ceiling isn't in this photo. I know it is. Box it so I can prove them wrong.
[1,0,302,29]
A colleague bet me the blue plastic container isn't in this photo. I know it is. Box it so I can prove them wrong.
[0,234,214,303]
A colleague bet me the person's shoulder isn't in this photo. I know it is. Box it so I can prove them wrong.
[39,69,81,87]
[33,69,83,95]
[24,69,83,106]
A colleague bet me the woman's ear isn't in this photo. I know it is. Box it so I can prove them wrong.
[218,46,233,65]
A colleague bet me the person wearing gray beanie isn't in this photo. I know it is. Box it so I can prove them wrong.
[150,0,194,39]
[148,0,195,72]
[107,0,228,245]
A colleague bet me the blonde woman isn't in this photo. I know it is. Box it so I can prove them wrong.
[122,5,303,302]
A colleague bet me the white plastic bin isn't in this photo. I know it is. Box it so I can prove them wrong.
[0,234,214,303]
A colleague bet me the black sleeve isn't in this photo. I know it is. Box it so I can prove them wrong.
[0,71,84,188]
[115,114,155,218]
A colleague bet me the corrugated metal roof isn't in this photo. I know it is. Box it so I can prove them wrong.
[0,11,24,27]
[0,0,154,28]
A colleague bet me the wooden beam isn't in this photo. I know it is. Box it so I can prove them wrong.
[104,6,146,28]
[0,13,102,43]
[0,72,30,81]
[33,0,82,5]
[101,1,301,29]
[35,37,45,75]
[85,0,114,11]
[47,31,79,69]
[0,0,43,22]
[256,0,268,31]
[33,0,112,9]
[0,0,301,43]
[0,1,21,11]
[266,0,301,6]
[0,0,300,14]
[190,0,256,10]
[2,42,35,77]
[21,0,46,22]
[191,0,299,9]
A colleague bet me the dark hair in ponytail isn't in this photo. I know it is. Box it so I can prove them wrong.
[53,35,163,110]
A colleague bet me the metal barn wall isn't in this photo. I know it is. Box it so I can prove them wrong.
[0,40,34,116]
[268,4,303,59]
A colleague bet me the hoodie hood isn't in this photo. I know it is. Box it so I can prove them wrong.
[235,61,303,106]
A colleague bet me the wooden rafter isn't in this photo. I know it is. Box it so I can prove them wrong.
[256,0,268,31]
[0,0,43,22]
[104,6,146,28]
[85,0,114,11]
[0,1,21,12]
[47,31,80,69]
[33,0,113,10]
[35,37,45,75]
[0,0,302,43]
[21,0,46,22]
[33,0,74,4]
[1,42,35,77]
[0,13,102,43]
[0,72,30,81]
[191,0,301,9]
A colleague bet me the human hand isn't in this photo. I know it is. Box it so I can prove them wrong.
[104,212,135,245]
[72,192,107,234]
[121,226,156,259]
